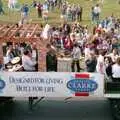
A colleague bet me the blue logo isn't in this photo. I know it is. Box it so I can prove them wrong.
[0,77,6,90]
[67,79,98,92]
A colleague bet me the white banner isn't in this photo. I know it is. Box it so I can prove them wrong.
[0,72,104,97]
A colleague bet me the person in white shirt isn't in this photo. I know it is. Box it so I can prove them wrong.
[22,50,36,71]
[99,0,104,4]
[96,50,105,74]
[71,43,81,72]
[107,48,119,63]
[6,45,14,62]
[84,44,91,61]
[30,43,38,71]
[112,57,120,82]
[94,4,101,22]
[30,43,38,61]
[41,24,50,39]
[8,0,17,9]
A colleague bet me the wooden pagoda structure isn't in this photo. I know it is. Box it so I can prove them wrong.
[0,23,48,71]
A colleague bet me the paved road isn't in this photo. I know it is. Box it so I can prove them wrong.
[0,98,114,120]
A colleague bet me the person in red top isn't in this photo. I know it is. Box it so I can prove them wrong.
[64,35,73,51]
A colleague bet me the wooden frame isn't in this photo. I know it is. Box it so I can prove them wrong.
[0,23,48,71]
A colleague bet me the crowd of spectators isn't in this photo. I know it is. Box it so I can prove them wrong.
[41,14,120,80]
[1,14,120,79]
[60,1,83,22]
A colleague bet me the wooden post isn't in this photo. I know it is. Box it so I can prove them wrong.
[36,39,47,72]
[30,24,39,38]
[1,25,15,37]
[9,25,23,38]
[0,40,4,64]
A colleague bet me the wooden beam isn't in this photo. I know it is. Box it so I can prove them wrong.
[0,36,38,43]
[0,43,4,64]
[9,25,23,38]
[0,25,7,32]
[29,24,39,38]
[1,25,15,37]
[20,24,31,37]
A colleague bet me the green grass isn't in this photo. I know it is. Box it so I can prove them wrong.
[0,0,120,27]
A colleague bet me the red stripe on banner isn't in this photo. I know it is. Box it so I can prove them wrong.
[75,92,89,96]
[75,74,90,79]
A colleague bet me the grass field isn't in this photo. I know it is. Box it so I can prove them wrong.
[0,0,120,27]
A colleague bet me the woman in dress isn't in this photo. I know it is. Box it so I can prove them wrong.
[96,50,106,74]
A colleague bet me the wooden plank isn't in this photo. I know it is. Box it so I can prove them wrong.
[0,25,7,32]
[20,24,32,37]
[9,25,23,38]
[1,25,15,37]
[0,37,38,43]
[29,24,39,38]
